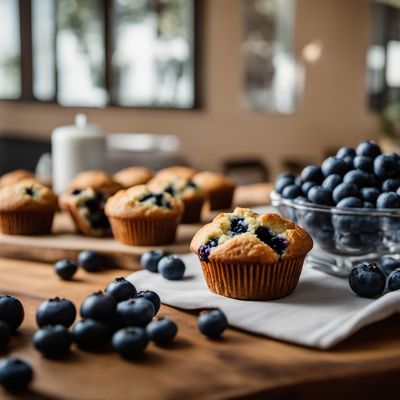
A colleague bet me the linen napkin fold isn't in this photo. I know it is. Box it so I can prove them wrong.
[128,253,400,349]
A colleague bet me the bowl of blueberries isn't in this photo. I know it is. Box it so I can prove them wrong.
[271,140,400,276]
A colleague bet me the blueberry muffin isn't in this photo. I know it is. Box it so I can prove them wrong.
[0,169,36,187]
[113,167,154,188]
[190,207,313,300]
[61,171,123,237]
[193,171,236,211]
[148,176,205,223]
[156,166,197,180]
[0,180,58,235]
[105,185,184,245]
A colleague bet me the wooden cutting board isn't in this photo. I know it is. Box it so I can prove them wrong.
[0,213,200,270]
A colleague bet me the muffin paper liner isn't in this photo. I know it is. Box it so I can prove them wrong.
[109,215,181,245]
[0,210,55,235]
[200,257,306,300]
[208,187,235,211]
[181,197,205,224]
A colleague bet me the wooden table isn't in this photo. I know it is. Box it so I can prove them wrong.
[1,257,400,400]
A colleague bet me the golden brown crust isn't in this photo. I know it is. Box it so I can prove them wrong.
[0,169,36,187]
[156,166,197,180]
[193,171,236,192]
[113,167,154,188]
[68,170,123,195]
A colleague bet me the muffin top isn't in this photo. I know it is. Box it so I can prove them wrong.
[113,167,154,188]
[68,170,123,195]
[156,166,197,180]
[0,180,58,212]
[0,169,36,187]
[147,176,205,201]
[190,207,313,264]
[193,171,235,191]
[105,185,184,219]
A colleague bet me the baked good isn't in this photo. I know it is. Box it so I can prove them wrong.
[61,171,123,237]
[156,166,197,180]
[0,180,58,235]
[148,176,205,223]
[193,171,236,210]
[190,207,313,300]
[113,167,154,188]
[0,169,36,187]
[105,185,184,245]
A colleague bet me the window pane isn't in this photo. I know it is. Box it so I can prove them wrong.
[0,0,21,99]
[32,0,56,101]
[56,0,107,106]
[112,0,195,108]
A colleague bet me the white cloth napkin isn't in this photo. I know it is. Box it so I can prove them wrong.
[128,253,400,349]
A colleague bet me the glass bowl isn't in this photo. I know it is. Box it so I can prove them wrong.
[270,191,400,276]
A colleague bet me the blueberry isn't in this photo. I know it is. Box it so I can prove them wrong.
[158,256,186,280]
[73,319,111,350]
[388,269,400,291]
[105,278,137,303]
[140,250,169,273]
[349,263,385,298]
[322,174,342,191]
[146,317,178,346]
[321,157,350,177]
[343,170,370,189]
[303,211,333,231]
[301,181,317,195]
[275,176,295,194]
[0,321,10,347]
[77,250,103,272]
[0,295,24,331]
[360,187,380,204]
[136,290,161,315]
[294,176,303,186]
[307,186,334,205]
[294,196,309,204]
[198,239,219,262]
[80,292,116,321]
[54,259,78,280]
[255,226,288,255]
[300,165,324,183]
[343,156,355,166]
[376,192,400,209]
[229,217,248,236]
[381,257,400,276]
[36,298,76,328]
[282,184,302,199]
[363,202,374,209]
[336,197,363,209]
[332,183,359,204]
[198,309,228,339]
[382,178,400,193]
[112,327,149,359]
[353,155,374,173]
[356,140,381,158]
[0,357,33,392]
[276,172,294,181]
[33,325,72,358]
[116,298,155,327]
[374,154,400,179]
[337,147,356,159]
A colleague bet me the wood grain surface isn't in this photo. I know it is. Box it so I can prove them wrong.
[0,257,400,399]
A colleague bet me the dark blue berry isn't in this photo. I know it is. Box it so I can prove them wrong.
[374,154,400,179]
[332,183,359,204]
[112,327,149,359]
[321,157,350,177]
[382,179,400,193]
[140,250,169,273]
[0,321,10,347]
[282,184,302,199]
[322,174,342,191]
[0,357,33,392]
[275,176,294,194]
[356,140,381,158]
[116,298,155,327]
[24,187,35,196]
[337,147,356,159]
[255,226,288,255]
[349,263,386,298]
[360,187,380,204]
[301,181,317,195]
[308,186,334,205]
[54,259,78,280]
[381,257,400,276]
[343,170,370,189]
[353,155,374,173]
[388,269,400,291]
[77,250,103,272]
[198,309,228,339]
[229,217,248,235]
[73,319,111,350]
[0,295,24,331]
[276,172,294,181]
[343,156,355,166]
[336,197,363,209]
[36,298,76,328]
[71,189,82,196]
[158,256,186,280]
[80,292,116,321]
[136,290,161,315]
[33,325,72,358]
[300,165,324,183]
[363,202,374,208]
[376,192,400,209]
[146,317,178,346]
[198,239,219,262]
[105,278,137,303]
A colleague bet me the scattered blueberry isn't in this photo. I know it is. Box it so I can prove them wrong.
[146,318,178,346]
[321,157,350,177]
[112,327,149,359]
[158,256,186,280]
[136,291,161,315]
[36,298,76,328]
[388,269,400,291]
[54,259,78,280]
[353,155,374,173]
[0,321,10,347]
[322,174,342,191]
[77,250,103,272]
[73,319,111,350]
[381,257,400,276]
[198,309,228,339]
[300,165,324,183]
[332,183,359,204]
[356,140,381,158]
[307,186,334,205]
[0,357,33,392]
[0,295,24,331]
[80,292,116,321]
[336,197,363,209]
[116,298,155,327]
[105,278,137,303]
[374,154,400,180]
[348,263,386,298]
[33,325,72,358]
[140,250,169,273]
[376,192,400,209]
